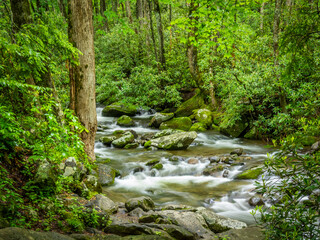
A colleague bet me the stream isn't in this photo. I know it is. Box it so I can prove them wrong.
[95,108,276,225]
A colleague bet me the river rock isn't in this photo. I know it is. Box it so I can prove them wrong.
[153,129,182,138]
[83,174,102,193]
[220,120,248,138]
[311,141,320,152]
[222,170,229,178]
[189,122,206,132]
[0,227,74,240]
[99,136,117,146]
[145,224,195,240]
[230,148,243,156]
[128,208,146,218]
[33,159,57,188]
[217,226,265,240]
[236,166,263,180]
[175,89,205,117]
[149,113,174,128]
[102,102,139,117]
[187,158,199,164]
[117,115,135,127]
[146,159,160,166]
[125,196,155,212]
[248,196,264,207]
[151,163,163,170]
[203,165,225,176]
[197,208,247,233]
[150,131,197,150]
[89,194,118,214]
[159,117,192,131]
[97,164,117,186]
[124,143,139,149]
[193,109,213,128]
[112,132,135,148]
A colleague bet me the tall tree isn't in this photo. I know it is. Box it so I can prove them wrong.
[68,0,97,161]
[10,0,32,32]
[153,0,165,69]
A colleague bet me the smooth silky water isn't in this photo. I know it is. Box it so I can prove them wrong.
[95,108,275,225]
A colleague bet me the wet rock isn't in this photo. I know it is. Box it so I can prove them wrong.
[99,135,117,146]
[193,109,213,128]
[83,174,102,193]
[150,131,197,150]
[133,166,145,173]
[102,102,139,117]
[117,115,135,127]
[159,117,192,131]
[124,143,139,149]
[0,227,74,240]
[146,224,195,240]
[217,226,265,240]
[203,165,225,176]
[161,204,197,211]
[208,156,220,163]
[230,148,243,156]
[112,132,135,148]
[197,208,247,233]
[222,170,229,178]
[189,122,206,132]
[97,164,117,186]
[149,113,174,128]
[146,159,160,166]
[168,156,182,162]
[153,129,182,138]
[151,163,163,170]
[104,223,157,236]
[89,194,118,214]
[129,208,146,218]
[125,196,155,212]
[141,133,155,141]
[236,166,263,180]
[175,89,205,117]
[187,158,199,165]
[248,196,264,207]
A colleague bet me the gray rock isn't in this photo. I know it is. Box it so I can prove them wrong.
[112,132,135,148]
[145,224,194,240]
[83,175,102,193]
[217,226,265,240]
[248,196,264,207]
[149,113,174,128]
[230,148,243,156]
[220,120,248,138]
[197,209,247,233]
[153,129,182,139]
[34,160,57,187]
[97,164,117,186]
[99,136,117,146]
[187,158,199,165]
[0,227,74,240]
[125,196,155,212]
[117,115,135,127]
[150,131,197,150]
[102,102,139,117]
[128,208,146,218]
[311,141,320,152]
[89,194,118,214]
[104,223,159,236]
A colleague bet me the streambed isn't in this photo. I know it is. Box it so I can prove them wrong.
[95,108,276,225]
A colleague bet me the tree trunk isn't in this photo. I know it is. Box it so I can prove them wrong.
[10,0,32,32]
[260,2,266,32]
[68,0,97,161]
[147,0,158,64]
[153,0,165,70]
[125,0,133,23]
[273,0,287,113]
[100,0,106,15]
[59,0,67,18]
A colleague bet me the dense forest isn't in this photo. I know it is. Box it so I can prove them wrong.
[0,0,319,239]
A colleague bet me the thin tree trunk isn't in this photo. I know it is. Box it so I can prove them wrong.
[10,0,32,32]
[68,0,97,161]
[100,0,106,15]
[153,0,165,70]
[125,0,132,23]
[147,0,158,64]
[273,0,287,113]
[260,2,266,32]
[59,0,67,18]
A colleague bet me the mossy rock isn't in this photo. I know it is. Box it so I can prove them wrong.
[113,130,125,135]
[112,132,135,148]
[236,167,263,180]
[193,109,213,127]
[97,164,118,186]
[211,123,220,131]
[144,141,152,148]
[212,111,224,126]
[299,136,318,146]
[159,117,192,131]
[99,135,117,146]
[146,159,160,166]
[151,163,163,170]
[220,120,248,138]
[149,113,174,128]
[102,102,139,117]
[244,126,261,140]
[175,89,205,117]
[125,196,155,212]
[117,115,135,127]
[153,129,182,138]
[124,143,139,149]
[189,122,207,132]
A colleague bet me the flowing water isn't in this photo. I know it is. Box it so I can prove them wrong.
[95,108,276,225]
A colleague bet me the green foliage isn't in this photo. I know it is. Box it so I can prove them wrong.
[255,135,320,239]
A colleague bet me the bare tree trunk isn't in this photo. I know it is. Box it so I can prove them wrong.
[68,0,97,161]
[273,0,287,113]
[58,0,67,18]
[153,0,165,70]
[147,0,158,64]
[260,2,266,32]
[10,0,32,32]
[125,0,132,23]
[100,0,106,15]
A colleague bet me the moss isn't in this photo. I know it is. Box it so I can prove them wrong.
[124,143,139,149]
[189,122,207,132]
[299,136,317,146]
[159,117,192,131]
[211,123,220,131]
[102,102,139,117]
[244,126,261,140]
[144,141,151,148]
[193,109,213,127]
[151,163,163,170]
[175,89,205,117]
[113,130,125,135]
[99,136,117,146]
[146,159,160,166]
[117,115,135,127]
[236,167,263,179]
[220,120,248,138]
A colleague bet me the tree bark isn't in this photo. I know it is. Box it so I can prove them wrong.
[260,2,266,32]
[59,0,67,18]
[147,0,158,64]
[125,0,133,23]
[100,0,106,15]
[68,0,97,161]
[153,0,165,70]
[10,0,32,32]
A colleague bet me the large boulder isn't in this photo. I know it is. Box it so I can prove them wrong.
[217,226,265,240]
[244,126,261,140]
[150,131,197,150]
[97,164,118,186]
[117,115,135,127]
[175,89,205,117]
[193,109,213,128]
[125,196,155,212]
[102,102,139,117]
[99,135,117,146]
[60,157,87,181]
[149,113,174,128]
[189,122,206,132]
[236,166,263,180]
[112,132,135,148]
[88,194,118,214]
[159,117,192,131]
[220,120,248,138]
[197,208,247,233]
[33,160,57,188]
[153,129,182,138]
[83,174,102,193]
